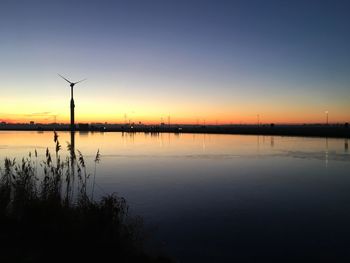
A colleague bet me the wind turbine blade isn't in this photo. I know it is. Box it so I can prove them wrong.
[74,78,87,85]
[58,74,73,84]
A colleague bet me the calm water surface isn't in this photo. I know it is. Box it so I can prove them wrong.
[1,131,350,262]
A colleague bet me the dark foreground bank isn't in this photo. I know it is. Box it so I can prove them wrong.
[0,133,172,263]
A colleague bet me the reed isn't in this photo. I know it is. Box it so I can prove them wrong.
[0,132,171,262]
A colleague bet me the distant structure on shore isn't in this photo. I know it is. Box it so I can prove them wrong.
[58,74,86,131]
[0,122,349,138]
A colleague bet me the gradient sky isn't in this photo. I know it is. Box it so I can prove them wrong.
[0,0,349,124]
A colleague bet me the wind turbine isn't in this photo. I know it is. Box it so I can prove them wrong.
[58,74,86,131]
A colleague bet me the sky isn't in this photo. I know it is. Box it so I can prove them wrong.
[0,0,349,124]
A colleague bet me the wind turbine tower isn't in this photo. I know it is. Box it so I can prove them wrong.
[58,74,86,131]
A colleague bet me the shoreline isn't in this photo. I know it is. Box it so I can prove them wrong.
[0,124,349,139]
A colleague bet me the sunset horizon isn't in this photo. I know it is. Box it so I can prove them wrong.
[1,1,349,126]
[1,1,350,262]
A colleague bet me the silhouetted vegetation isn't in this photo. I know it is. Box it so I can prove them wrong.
[0,132,171,263]
[1,123,350,138]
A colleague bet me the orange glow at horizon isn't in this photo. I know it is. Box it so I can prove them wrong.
[1,89,349,125]
[1,111,349,125]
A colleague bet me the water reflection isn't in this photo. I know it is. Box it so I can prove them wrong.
[78,131,89,137]
[0,131,349,164]
[325,137,329,168]
[68,131,75,201]
[270,136,274,148]
[202,134,206,151]
[0,131,350,262]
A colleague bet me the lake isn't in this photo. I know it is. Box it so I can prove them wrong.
[1,131,350,262]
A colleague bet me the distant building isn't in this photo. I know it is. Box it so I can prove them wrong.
[30,121,35,125]
[78,123,89,131]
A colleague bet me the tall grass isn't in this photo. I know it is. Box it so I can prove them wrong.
[0,132,171,263]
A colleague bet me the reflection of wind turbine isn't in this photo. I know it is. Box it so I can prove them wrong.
[325,138,329,168]
[58,74,86,131]
[58,74,85,202]
[345,139,348,152]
